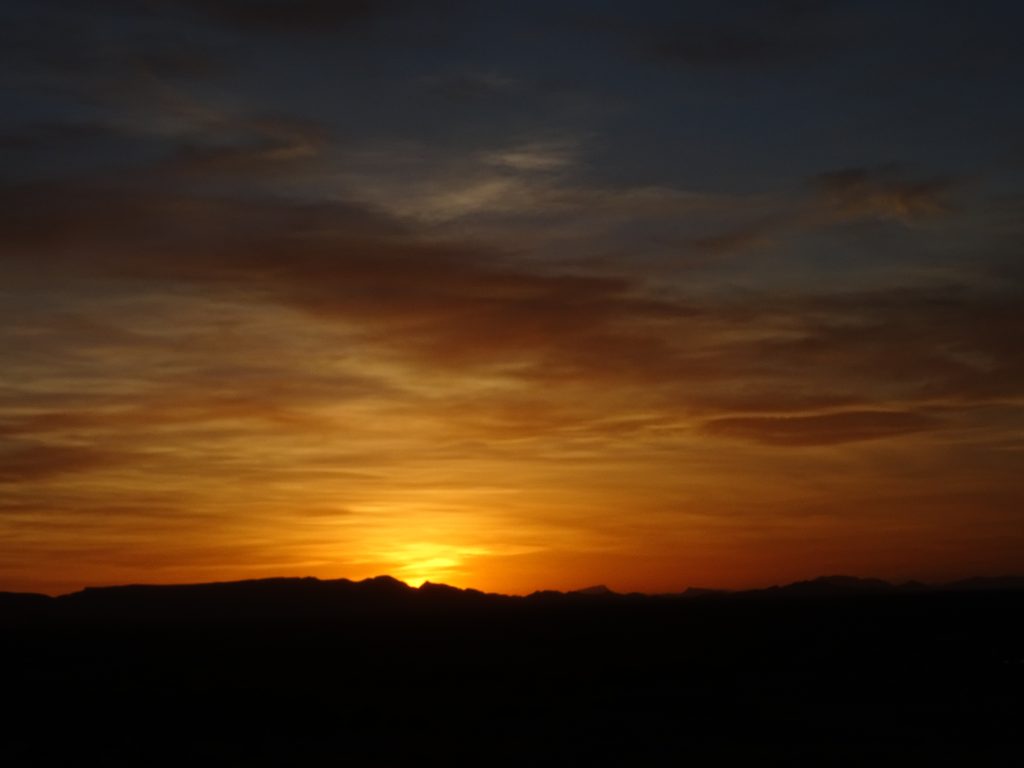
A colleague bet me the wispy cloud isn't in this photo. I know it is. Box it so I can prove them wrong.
[702,410,940,446]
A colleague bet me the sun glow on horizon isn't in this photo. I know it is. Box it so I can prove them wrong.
[2,0,1023,597]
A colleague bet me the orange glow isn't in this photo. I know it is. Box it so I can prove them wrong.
[2,11,1022,596]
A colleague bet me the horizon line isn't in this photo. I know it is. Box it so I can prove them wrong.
[5,572,1024,600]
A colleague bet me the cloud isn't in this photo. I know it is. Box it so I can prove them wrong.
[0,443,126,482]
[481,141,577,172]
[686,163,962,258]
[690,225,776,256]
[0,395,325,437]
[759,287,1024,404]
[0,179,694,376]
[702,410,940,446]
[1,169,1019,431]
[170,116,330,176]
[811,165,959,223]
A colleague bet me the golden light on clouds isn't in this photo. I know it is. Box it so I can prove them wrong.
[2,1,1023,595]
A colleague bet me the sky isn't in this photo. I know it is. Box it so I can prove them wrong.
[2,0,1023,595]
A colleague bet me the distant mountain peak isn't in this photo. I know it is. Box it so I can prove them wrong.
[418,581,461,594]
[359,575,414,591]
[769,575,895,596]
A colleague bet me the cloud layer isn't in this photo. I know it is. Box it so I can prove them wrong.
[1,0,1022,594]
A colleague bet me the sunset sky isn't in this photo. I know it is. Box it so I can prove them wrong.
[2,1,1023,595]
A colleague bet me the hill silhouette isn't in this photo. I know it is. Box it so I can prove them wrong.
[3,572,1022,622]
[2,573,1022,765]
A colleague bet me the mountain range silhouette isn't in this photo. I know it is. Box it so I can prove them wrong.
[3,573,1022,622]
[3,573,1021,765]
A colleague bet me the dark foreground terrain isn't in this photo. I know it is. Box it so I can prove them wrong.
[3,576,1022,766]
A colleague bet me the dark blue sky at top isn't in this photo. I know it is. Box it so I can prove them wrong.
[2,0,1024,304]
[4,0,1024,193]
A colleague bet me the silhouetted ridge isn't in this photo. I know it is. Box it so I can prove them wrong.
[944,576,1024,591]
[47,576,423,620]
[0,591,52,605]
[358,574,416,596]
[3,574,1023,624]
[678,587,727,598]
[5,573,1021,766]
[570,585,617,596]
[417,581,484,597]
[766,575,895,596]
